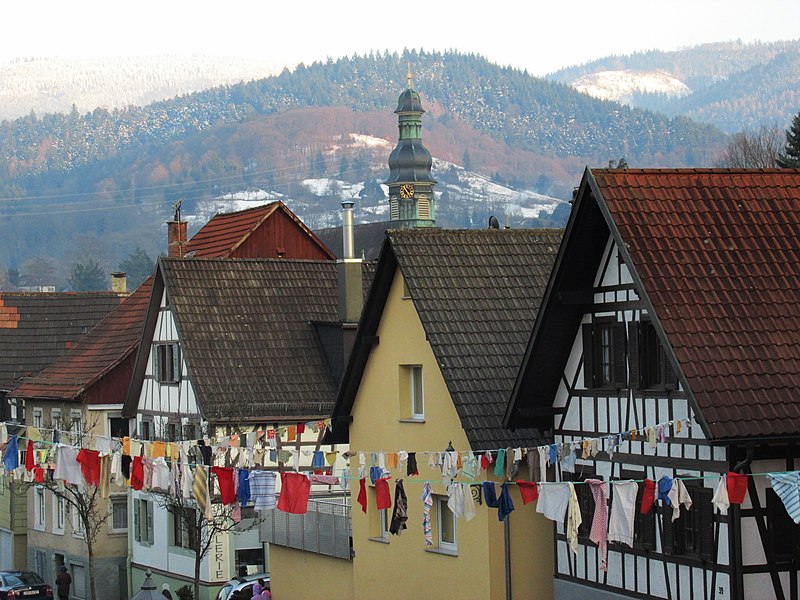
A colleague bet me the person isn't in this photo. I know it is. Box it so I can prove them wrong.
[257,579,271,600]
[251,583,263,600]
[55,566,72,600]
[161,582,174,599]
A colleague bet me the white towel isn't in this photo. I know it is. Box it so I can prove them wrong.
[608,480,637,547]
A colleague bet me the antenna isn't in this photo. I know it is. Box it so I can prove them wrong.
[172,198,183,222]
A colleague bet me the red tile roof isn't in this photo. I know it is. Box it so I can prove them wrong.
[10,278,153,401]
[592,168,800,439]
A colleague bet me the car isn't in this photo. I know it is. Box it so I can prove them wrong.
[0,571,54,600]
[215,573,270,600]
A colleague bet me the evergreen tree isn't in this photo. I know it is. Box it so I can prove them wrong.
[69,259,106,291]
[777,111,800,168]
[119,247,155,290]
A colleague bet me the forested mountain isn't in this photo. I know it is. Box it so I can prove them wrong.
[0,50,728,286]
[549,40,800,132]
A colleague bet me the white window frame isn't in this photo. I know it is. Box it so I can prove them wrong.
[134,497,154,545]
[72,502,85,539]
[437,496,457,553]
[110,496,128,533]
[53,494,65,534]
[70,409,83,445]
[410,365,424,419]
[51,408,62,443]
[34,486,46,531]
[32,408,43,429]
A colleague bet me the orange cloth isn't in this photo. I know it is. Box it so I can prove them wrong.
[151,441,166,459]
[387,453,398,469]
[123,437,130,456]
[286,426,297,442]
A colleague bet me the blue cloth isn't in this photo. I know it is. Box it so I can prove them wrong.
[494,449,506,478]
[369,466,382,485]
[2,436,18,472]
[483,481,515,521]
[237,468,251,506]
[658,476,673,506]
[549,444,557,466]
[312,451,325,469]
[768,472,800,524]
[560,447,577,473]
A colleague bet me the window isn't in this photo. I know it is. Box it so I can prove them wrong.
[34,486,46,531]
[629,320,678,391]
[167,423,178,442]
[32,409,43,429]
[766,488,800,563]
[662,482,714,560]
[51,409,61,443]
[583,319,626,389]
[437,496,457,553]
[368,488,389,542]
[70,410,83,445]
[72,503,85,538]
[171,506,198,549]
[140,419,153,441]
[133,498,154,544]
[154,343,181,384]
[110,497,128,533]
[108,416,129,438]
[53,495,66,534]
[400,365,424,420]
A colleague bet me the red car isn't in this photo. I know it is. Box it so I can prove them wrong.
[0,571,53,600]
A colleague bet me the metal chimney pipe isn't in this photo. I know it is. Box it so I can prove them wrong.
[342,200,355,260]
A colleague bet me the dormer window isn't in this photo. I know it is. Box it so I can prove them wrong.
[154,343,181,384]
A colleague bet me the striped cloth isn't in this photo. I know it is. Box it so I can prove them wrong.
[250,471,277,512]
[193,464,212,520]
[587,479,608,572]
[421,481,433,547]
[768,472,800,524]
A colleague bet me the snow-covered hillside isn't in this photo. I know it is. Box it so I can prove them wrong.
[571,70,690,104]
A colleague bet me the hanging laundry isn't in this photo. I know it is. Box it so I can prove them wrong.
[647,427,657,449]
[443,451,459,486]
[462,484,476,521]
[640,479,656,514]
[767,472,800,524]
[142,458,154,491]
[110,452,123,487]
[421,481,433,547]
[309,474,339,485]
[462,453,478,480]
[237,469,251,507]
[130,455,145,491]
[483,481,515,521]
[657,476,673,506]
[582,440,590,460]
[657,424,666,444]
[339,469,349,491]
[387,452,398,469]
[516,481,539,505]
[249,471,277,512]
[326,451,338,467]
[548,444,557,466]
[536,483,570,523]
[212,466,237,505]
[121,455,132,482]
[0,423,6,445]
[276,449,292,465]
[667,479,693,521]
[296,423,305,435]
[538,447,549,482]
[286,425,297,442]
[590,438,600,458]
[2,435,18,472]
[311,451,325,472]
[587,479,608,572]
[193,464,212,520]
[369,466,382,485]
[566,483,582,555]
[77,448,101,487]
[608,480,638,547]
[151,441,166,459]
[357,477,368,513]
[712,474,729,514]
[151,457,172,492]
[25,440,35,471]
[560,446,577,474]
[493,448,506,478]
[407,452,419,476]
[727,471,748,504]
[676,420,683,434]
[390,480,408,535]
[34,467,44,483]
[447,483,465,519]
[375,478,392,510]
[180,450,193,499]
[277,472,310,515]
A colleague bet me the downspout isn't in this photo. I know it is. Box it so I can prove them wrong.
[733,446,754,473]
[505,516,512,600]
[730,446,755,600]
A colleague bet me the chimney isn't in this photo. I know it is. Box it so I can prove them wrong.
[167,199,188,258]
[338,201,363,323]
[111,272,127,294]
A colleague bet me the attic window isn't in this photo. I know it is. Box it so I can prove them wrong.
[629,320,678,391]
[582,318,626,390]
[154,343,181,384]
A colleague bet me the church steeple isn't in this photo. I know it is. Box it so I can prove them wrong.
[385,66,436,227]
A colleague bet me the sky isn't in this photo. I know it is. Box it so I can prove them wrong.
[3,0,800,75]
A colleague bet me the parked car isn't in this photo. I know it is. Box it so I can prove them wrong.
[215,573,270,600]
[0,571,54,599]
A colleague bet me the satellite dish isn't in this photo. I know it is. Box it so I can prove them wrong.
[488,215,500,229]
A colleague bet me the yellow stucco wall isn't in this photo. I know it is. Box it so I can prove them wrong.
[269,546,353,600]
[347,269,554,600]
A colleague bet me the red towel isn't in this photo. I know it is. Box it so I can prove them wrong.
[357,478,367,513]
[375,478,392,510]
[130,455,144,490]
[640,479,656,514]
[212,467,236,505]
[77,449,101,487]
[277,472,311,515]
[516,481,539,505]
[25,440,35,471]
[727,472,748,504]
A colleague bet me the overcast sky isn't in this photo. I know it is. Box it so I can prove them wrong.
[3,0,799,75]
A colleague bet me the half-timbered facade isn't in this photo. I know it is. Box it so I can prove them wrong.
[506,169,800,600]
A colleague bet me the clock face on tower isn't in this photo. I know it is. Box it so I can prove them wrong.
[399,184,415,199]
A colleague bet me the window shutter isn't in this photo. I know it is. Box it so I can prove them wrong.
[612,323,627,388]
[628,322,640,390]
[152,348,159,381]
[146,500,154,544]
[664,355,678,391]
[172,345,181,382]
[582,324,594,389]
[699,488,715,560]
[660,507,674,554]
[134,500,140,542]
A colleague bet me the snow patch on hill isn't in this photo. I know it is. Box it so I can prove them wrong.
[571,70,690,103]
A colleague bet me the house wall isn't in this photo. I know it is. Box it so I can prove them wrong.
[348,269,553,600]
[0,477,27,570]
[549,236,739,600]
[269,546,353,600]
[232,208,333,260]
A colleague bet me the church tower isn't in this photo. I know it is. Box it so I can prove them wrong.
[385,66,437,227]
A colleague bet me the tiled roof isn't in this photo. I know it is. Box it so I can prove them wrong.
[314,221,404,260]
[0,293,123,391]
[334,228,561,449]
[592,168,800,439]
[10,278,153,401]
[159,258,342,422]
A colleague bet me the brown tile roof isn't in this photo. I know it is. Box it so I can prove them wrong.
[592,168,800,439]
[158,258,343,422]
[333,228,562,449]
[0,293,123,391]
[10,278,153,401]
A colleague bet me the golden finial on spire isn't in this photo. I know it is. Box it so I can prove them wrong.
[407,62,413,88]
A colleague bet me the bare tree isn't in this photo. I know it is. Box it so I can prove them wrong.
[715,125,784,168]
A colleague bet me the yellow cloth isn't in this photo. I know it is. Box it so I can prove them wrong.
[567,482,582,555]
[387,452,398,469]
[99,455,111,498]
[193,465,212,520]
[122,437,130,456]
[325,452,338,466]
[676,420,682,433]
[26,426,43,442]
[151,441,166,459]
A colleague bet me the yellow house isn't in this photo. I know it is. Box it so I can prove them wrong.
[329,227,562,600]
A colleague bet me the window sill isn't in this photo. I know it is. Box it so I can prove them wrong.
[399,418,425,424]
[368,537,389,544]
[425,547,458,557]
[33,524,46,532]
[52,529,65,536]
